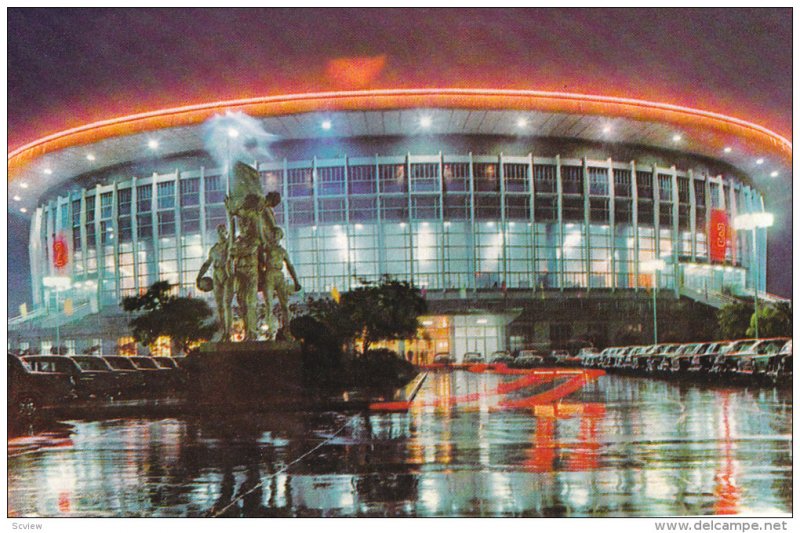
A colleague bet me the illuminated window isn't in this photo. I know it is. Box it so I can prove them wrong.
[636,171,654,199]
[318,166,345,196]
[180,178,200,206]
[444,194,469,219]
[288,168,313,197]
[118,336,137,356]
[442,162,469,192]
[348,165,376,194]
[319,197,346,223]
[410,163,439,193]
[534,165,557,194]
[151,336,171,357]
[157,181,175,209]
[614,169,631,197]
[379,164,406,194]
[561,166,583,195]
[588,167,609,196]
[349,197,376,221]
[503,163,528,193]
[505,195,529,220]
[204,175,225,204]
[474,163,498,192]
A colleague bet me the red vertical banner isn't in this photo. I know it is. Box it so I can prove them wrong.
[53,233,69,271]
[709,209,729,263]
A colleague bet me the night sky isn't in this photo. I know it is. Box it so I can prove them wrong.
[7,8,793,313]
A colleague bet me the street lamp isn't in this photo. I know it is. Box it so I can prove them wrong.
[733,212,774,339]
[43,276,72,354]
[641,259,666,344]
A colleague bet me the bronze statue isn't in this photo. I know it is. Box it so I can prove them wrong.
[200,160,301,343]
[262,227,301,339]
[230,214,261,341]
[197,224,234,341]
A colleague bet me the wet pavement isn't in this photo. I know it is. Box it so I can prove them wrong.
[7,371,792,517]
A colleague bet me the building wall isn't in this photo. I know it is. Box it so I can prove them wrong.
[31,149,765,317]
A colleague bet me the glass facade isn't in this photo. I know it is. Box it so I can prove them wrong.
[30,153,767,312]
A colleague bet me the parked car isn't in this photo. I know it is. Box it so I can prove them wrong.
[667,343,711,374]
[709,339,760,376]
[432,353,454,365]
[577,347,601,367]
[627,345,661,373]
[687,342,728,375]
[766,340,792,384]
[462,352,485,364]
[9,353,76,409]
[130,356,176,388]
[646,344,681,374]
[735,338,790,378]
[102,355,147,390]
[510,349,549,369]
[614,346,639,369]
[68,355,126,397]
[551,350,581,367]
[488,350,514,364]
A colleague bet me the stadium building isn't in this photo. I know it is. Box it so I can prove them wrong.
[8,89,791,361]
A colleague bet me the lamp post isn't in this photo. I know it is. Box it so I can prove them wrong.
[733,212,774,339]
[42,276,72,354]
[641,259,666,344]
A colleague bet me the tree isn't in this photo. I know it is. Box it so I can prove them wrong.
[342,277,428,354]
[300,276,427,355]
[747,301,792,338]
[121,281,216,353]
[717,300,755,340]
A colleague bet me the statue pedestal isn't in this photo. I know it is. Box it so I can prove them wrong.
[183,340,303,407]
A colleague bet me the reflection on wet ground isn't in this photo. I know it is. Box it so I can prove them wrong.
[8,372,792,517]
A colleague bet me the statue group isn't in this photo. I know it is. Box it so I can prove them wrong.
[197,161,301,342]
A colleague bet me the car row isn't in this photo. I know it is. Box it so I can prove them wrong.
[580,338,791,384]
[429,349,582,369]
[9,353,186,408]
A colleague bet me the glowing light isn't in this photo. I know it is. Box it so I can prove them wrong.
[321,120,332,130]
[672,134,682,142]
[476,319,488,325]
[227,128,239,138]
[420,116,432,128]
[603,125,612,134]
[9,89,792,184]
[355,223,363,229]
[733,212,773,230]
[13,195,21,201]
[770,171,779,177]
[756,158,764,165]
[421,320,434,326]
[724,147,732,153]
[516,118,528,128]
[20,208,27,213]
[563,232,581,249]
[20,182,28,188]
[642,259,666,272]
[147,139,159,149]
[86,154,95,161]
[44,168,53,175]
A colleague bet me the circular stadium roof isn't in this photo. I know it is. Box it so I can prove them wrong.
[8,89,792,212]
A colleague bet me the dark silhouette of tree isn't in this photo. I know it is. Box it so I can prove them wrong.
[121,280,216,353]
[717,300,755,340]
[299,276,427,355]
[748,301,792,338]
